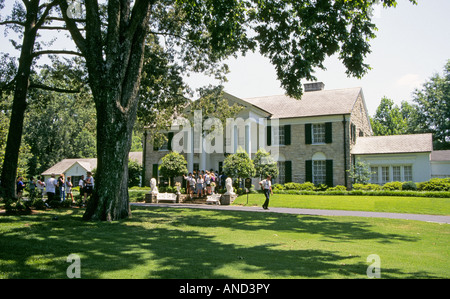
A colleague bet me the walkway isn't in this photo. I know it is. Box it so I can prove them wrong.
[131,202,450,224]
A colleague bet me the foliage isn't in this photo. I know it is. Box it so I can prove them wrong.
[158,151,188,185]
[128,160,142,187]
[347,159,373,184]
[253,148,279,179]
[370,97,409,136]
[382,181,403,190]
[352,183,382,191]
[223,147,255,180]
[402,181,417,191]
[413,60,450,149]
[417,178,450,191]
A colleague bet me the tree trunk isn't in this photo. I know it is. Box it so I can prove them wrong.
[0,2,39,200]
[82,90,137,221]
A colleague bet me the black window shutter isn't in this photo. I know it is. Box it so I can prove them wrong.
[284,125,291,145]
[325,122,332,143]
[285,161,292,183]
[167,132,174,151]
[305,124,312,144]
[266,125,272,146]
[305,160,312,182]
[326,160,333,187]
[152,164,158,179]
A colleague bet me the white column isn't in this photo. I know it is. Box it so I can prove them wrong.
[200,136,206,171]
[245,124,251,157]
[187,128,194,173]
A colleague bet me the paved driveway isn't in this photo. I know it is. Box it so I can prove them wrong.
[131,203,450,224]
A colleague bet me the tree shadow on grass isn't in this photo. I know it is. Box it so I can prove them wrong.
[0,207,444,279]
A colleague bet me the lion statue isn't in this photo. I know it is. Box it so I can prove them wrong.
[150,178,159,195]
[224,177,235,195]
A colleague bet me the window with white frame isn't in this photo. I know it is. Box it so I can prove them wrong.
[381,166,390,184]
[312,124,325,144]
[313,160,326,184]
[371,167,379,184]
[393,166,401,181]
[404,165,413,181]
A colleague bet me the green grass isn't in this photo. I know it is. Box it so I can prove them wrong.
[0,206,449,279]
[233,193,450,215]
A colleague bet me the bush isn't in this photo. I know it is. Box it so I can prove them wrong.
[382,181,403,190]
[352,183,381,191]
[272,184,285,191]
[284,182,302,190]
[299,182,315,191]
[417,178,450,191]
[328,185,347,191]
[402,181,417,191]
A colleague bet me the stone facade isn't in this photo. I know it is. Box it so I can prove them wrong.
[143,86,374,189]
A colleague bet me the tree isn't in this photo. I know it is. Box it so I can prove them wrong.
[413,60,450,149]
[128,160,142,187]
[347,159,373,184]
[370,97,408,136]
[223,148,256,186]
[55,0,416,221]
[158,151,187,187]
[0,0,82,200]
[253,148,278,180]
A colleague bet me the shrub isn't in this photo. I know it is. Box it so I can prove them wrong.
[298,182,315,191]
[402,181,417,191]
[284,182,302,190]
[328,185,347,191]
[382,181,403,190]
[417,178,450,191]
[272,184,285,191]
[352,183,381,191]
[314,184,328,191]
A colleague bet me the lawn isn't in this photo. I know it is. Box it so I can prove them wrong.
[0,206,449,279]
[233,193,450,215]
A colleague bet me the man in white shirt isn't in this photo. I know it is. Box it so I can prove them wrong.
[45,173,58,202]
[259,175,273,210]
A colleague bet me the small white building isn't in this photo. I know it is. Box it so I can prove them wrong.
[41,152,143,185]
[351,134,433,183]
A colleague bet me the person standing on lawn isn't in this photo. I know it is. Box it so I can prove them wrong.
[259,175,273,210]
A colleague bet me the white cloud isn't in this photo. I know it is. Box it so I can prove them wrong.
[396,73,423,90]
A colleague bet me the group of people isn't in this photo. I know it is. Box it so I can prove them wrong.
[183,170,226,198]
[15,171,94,206]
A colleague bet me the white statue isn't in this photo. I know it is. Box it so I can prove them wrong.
[150,178,159,195]
[224,177,235,195]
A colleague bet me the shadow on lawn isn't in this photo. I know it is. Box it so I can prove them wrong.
[0,207,443,279]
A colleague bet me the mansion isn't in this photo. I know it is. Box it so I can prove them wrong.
[143,82,449,188]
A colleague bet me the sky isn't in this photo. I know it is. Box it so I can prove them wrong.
[1,0,449,117]
[184,0,450,116]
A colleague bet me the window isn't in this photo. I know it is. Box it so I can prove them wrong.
[313,160,326,185]
[278,126,285,145]
[404,165,413,181]
[277,161,286,184]
[371,167,379,184]
[312,124,325,144]
[381,166,390,184]
[393,166,401,181]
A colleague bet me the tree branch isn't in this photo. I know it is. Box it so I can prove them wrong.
[32,50,84,57]
[59,0,86,54]
[0,20,25,26]
[29,82,81,93]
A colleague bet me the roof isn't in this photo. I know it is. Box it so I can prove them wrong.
[41,152,143,175]
[242,87,362,119]
[41,158,97,176]
[351,134,433,155]
[431,150,450,161]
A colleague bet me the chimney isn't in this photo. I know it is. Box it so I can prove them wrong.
[304,82,325,92]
